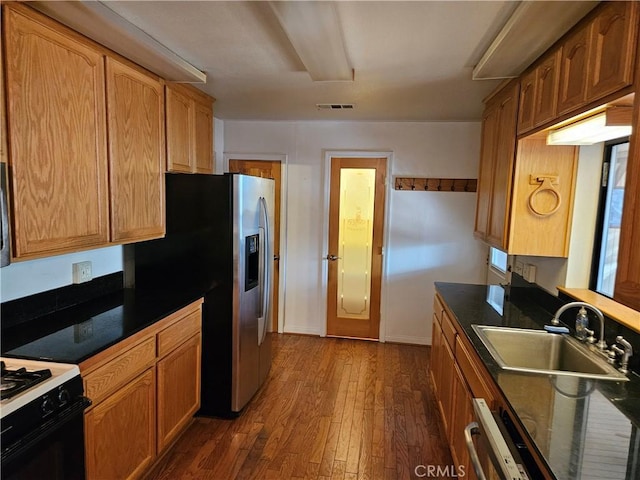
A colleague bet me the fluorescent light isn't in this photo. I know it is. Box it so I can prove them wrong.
[547,112,632,145]
[269,2,352,82]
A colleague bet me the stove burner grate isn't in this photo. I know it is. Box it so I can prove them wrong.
[0,361,53,400]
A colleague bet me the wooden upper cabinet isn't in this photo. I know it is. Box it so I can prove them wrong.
[106,58,165,243]
[587,1,638,102]
[558,22,591,115]
[166,83,215,174]
[166,85,194,173]
[194,100,214,174]
[474,104,499,241]
[517,51,561,134]
[614,28,640,312]
[4,5,109,258]
[533,50,561,127]
[517,69,536,134]
[474,81,518,250]
[486,87,518,250]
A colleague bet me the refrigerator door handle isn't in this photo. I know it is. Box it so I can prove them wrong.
[258,196,270,346]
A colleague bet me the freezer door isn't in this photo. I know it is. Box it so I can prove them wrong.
[231,174,275,412]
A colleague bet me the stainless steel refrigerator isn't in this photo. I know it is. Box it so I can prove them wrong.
[133,173,274,417]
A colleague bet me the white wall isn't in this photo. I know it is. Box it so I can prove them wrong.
[517,144,604,295]
[224,120,487,344]
[0,246,123,302]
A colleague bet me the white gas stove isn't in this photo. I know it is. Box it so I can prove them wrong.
[0,357,80,418]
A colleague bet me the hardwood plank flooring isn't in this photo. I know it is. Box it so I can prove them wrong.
[147,334,452,480]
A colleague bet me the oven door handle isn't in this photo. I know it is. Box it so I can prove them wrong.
[465,421,488,480]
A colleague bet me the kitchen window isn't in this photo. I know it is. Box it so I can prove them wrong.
[591,139,629,298]
[489,247,508,274]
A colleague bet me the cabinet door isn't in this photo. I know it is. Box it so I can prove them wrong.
[532,51,560,127]
[193,100,214,174]
[439,340,455,441]
[450,364,473,479]
[558,24,590,115]
[85,368,156,480]
[106,58,165,243]
[166,85,194,173]
[587,1,638,101]
[157,334,201,452]
[486,84,518,250]
[474,105,499,241]
[430,316,443,399]
[517,69,536,134]
[4,5,109,258]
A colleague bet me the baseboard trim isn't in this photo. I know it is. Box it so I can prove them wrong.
[384,334,430,346]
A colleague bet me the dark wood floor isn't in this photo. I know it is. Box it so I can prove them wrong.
[147,334,451,480]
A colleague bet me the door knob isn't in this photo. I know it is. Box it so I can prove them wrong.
[325,255,341,261]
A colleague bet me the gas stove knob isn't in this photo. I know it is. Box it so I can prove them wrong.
[41,396,55,415]
[58,388,70,405]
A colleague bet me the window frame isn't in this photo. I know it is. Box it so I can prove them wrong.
[589,137,630,298]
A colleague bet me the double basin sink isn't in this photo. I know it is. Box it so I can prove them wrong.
[472,325,629,382]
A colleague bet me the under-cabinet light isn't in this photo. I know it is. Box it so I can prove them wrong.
[547,111,632,146]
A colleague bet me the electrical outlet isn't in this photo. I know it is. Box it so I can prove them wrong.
[524,263,537,283]
[72,261,92,284]
[514,260,524,276]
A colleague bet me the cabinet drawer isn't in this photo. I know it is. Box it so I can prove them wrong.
[157,309,201,357]
[84,337,156,405]
[455,336,495,407]
[441,311,457,352]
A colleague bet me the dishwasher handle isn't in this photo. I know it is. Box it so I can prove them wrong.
[465,421,488,480]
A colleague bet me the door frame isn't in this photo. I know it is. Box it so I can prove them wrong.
[320,150,393,342]
[223,152,288,334]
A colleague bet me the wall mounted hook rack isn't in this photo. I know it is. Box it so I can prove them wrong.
[394,177,477,192]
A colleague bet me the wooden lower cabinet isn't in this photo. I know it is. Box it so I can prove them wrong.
[430,315,443,398]
[82,299,203,480]
[438,337,455,438]
[157,334,202,451]
[430,293,500,477]
[85,368,156,480]
[450,364,474,480]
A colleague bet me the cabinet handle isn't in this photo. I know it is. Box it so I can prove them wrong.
[528,176,562,216]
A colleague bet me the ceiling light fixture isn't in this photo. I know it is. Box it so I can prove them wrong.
[29,1,206,83]
[269,1,353,82]
[546,110,632,146]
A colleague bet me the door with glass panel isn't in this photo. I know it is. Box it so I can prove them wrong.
[326,157,386,339]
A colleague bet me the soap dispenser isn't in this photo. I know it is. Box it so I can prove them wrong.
[575,307,589,341]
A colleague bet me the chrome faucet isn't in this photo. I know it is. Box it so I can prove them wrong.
[551,301,607,350]
[610,336,633,374]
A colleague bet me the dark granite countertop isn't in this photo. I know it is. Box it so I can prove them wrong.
[435,282,640,480]
[1,287,204,364]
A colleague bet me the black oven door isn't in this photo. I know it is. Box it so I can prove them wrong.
[2,398,90,480]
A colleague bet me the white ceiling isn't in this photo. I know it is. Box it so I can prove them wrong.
[77,1,586,122]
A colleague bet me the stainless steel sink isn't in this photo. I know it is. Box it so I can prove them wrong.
[472,325,629,382]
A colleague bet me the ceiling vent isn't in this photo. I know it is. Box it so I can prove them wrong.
[316,104,354,110]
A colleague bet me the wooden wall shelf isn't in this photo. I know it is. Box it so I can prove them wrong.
[394,177,477,192]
